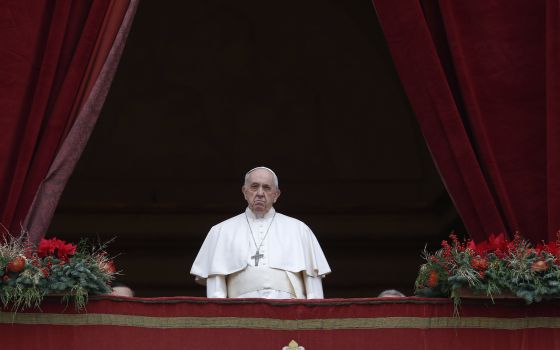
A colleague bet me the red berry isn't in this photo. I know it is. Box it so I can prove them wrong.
[471,257,488,271]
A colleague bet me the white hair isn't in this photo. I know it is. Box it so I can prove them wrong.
[377,289,405,298]
[244,166,279,189]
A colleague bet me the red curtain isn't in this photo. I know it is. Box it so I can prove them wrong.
[0,0,135,239]
[373,0,560,242]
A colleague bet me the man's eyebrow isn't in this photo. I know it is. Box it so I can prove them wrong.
[249,182,272,187]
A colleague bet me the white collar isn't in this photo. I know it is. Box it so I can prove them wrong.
[245,207,276,220]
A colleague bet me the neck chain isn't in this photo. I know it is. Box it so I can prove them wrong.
[245,211,276,266]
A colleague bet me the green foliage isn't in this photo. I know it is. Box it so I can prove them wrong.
[415,233,560,306]
[0,235,116,312]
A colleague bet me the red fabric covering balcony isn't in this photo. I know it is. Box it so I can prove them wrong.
[2,297,560,349]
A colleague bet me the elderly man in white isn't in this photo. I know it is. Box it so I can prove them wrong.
[190,167,331,299]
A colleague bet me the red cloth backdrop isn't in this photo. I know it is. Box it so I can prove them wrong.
[0,0,136,240]
[372,0,560,243]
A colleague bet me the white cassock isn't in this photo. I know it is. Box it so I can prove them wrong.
[190,207,331,299]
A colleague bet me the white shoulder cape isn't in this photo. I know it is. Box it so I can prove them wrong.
[190,211,331,282]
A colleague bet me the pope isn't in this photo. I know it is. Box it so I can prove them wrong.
[190,166,331,299]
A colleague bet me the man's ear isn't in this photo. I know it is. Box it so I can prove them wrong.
[241,186,247,197]
[274,189,281,203]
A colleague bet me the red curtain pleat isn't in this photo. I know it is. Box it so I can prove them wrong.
[373,0,559,242]
[371,0,506,242]
[23,0,138,243]
[0,0,131,237]
[546,0,560,239]
[62,0,131,139]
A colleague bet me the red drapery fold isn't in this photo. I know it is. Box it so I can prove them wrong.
[546,0,560,240]
[24,0,138,243]
[0,0,136,239]
[373,0,560,242]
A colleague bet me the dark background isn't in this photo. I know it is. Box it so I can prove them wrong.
[49,0,462,297]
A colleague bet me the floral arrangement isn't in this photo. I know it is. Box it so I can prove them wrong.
[415,232,560,305]
[0,234,116,311]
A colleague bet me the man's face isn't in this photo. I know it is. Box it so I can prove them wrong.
[242,169,281,215]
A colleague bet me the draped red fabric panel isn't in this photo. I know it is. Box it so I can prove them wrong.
[0,0,132,237]
[546,0,560,240]
[373,0,560,242]
[2,297,560,349]
[23,0,137,243]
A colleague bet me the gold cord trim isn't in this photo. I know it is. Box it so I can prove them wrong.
[1,313,559,330]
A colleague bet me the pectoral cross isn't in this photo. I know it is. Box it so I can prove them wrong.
[251,250,264,266]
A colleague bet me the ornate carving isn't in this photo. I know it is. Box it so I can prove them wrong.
[282,340,304,350]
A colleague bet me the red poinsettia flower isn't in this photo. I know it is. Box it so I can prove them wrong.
[473,240,488,255]
[37,238,57,257]
[488,233,508,250]
[57,242,77,261]
[37,238,77,262]
[471,233,508,256]
[535,243,544,254]
[544,241,560,257]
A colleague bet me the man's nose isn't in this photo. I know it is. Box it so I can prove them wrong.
[256,186,264,195]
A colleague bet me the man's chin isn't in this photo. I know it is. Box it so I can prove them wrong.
[251,205,266,213]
